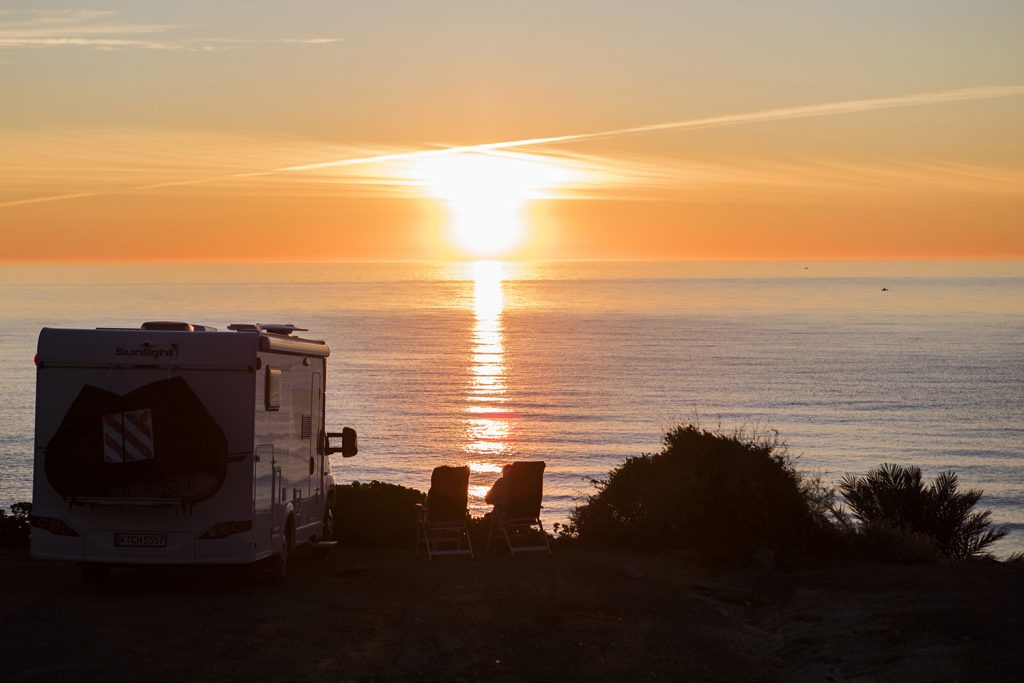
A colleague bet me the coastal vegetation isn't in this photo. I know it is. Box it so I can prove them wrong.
[324,424,1010,567]
[333,480,425,548]
[561,424,1009,566]
[331,481,501,552]
[562,425,840,566]
[5,425,1011,564]
[837,463,1008,561]
[0,502,31,548]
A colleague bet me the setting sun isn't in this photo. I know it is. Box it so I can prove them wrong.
[414,151,576,257]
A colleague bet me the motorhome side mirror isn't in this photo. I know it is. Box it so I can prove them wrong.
[341,427,358,458]
[326,427,358,458]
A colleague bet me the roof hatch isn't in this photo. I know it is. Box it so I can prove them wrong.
[227,323,308,336]
[140,321,218,332]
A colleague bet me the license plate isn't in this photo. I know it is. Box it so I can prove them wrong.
[114,533,167,548]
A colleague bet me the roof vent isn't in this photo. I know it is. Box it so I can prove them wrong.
[259,323,307,336]
[227,323,307,336]
[141,321,194,332]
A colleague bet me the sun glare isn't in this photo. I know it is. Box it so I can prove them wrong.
[415,151,575,257]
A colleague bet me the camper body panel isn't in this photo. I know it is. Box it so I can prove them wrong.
[31,326,336,567]
[253,349,330,558]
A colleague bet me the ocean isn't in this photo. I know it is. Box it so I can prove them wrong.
[1,260,1022,554]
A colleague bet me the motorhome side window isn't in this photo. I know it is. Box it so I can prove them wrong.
[265,366,282,411]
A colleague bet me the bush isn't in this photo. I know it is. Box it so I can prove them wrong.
[0,502,32,548]
[838,464,1007,561]
[332,482,522,554]
[333,481,425,549]
[850,523,945,564]
[567,425,837,566]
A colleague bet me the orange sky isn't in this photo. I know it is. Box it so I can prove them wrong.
[1,2,1023,261]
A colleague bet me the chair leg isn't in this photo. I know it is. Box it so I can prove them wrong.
[423,525,435,561]
[536,518,553,555]
[499,518,552,555]
[502,523,514,555]
[490,511,516,555]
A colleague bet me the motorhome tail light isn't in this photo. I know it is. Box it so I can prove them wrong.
[30,515,79,537]
[33,354,38,366]
[198,520,253,540]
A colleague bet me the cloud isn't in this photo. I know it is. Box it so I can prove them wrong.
[0,9,173,49]
[0,191,101,208]
[0,9,339,51]
[293,148,1024,203]
[277,38,341,45]
[0,38,182,50]
[581,155,1024,202]
[281,85,1024,173]
[2,85,1023,209]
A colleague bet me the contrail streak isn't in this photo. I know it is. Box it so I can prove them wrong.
[3,84,1022,209]
[279,85,1024,172]
[0,191,100,208]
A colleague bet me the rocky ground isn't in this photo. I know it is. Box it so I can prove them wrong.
[2,547,1021,682]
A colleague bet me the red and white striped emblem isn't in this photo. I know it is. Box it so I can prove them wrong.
[102,409,155,463]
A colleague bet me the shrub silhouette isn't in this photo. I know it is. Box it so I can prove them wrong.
[333,481,425,549]
[568,425,835,565]
[0,502,32,548]
[846,522,945,565]
[838,464,1007,561]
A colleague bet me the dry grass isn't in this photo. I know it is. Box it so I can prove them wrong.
[3,547,1023,682]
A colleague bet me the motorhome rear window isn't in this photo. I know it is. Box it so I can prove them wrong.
[265,366,282,411]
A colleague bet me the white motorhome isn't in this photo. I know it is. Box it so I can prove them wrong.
[30,321,357,582]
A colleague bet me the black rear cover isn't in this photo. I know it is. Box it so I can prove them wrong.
[425,465,470,523]
[506,461,545,519]
[45,377,228,502]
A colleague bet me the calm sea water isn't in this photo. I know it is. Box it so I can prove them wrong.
[1,261,1022,554]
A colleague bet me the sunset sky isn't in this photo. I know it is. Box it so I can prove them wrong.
[2,1,1023,261]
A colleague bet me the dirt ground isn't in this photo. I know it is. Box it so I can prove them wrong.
[2,547,1021,682]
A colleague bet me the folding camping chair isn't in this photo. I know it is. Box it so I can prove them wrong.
[487,461,552,555]
[416,465,474,560]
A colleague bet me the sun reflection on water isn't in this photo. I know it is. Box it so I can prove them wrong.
[468,461,503,474]
[465,260,513,469]
[469,484,492,500]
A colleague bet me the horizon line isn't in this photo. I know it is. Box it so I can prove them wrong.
[2,256,1023,266]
